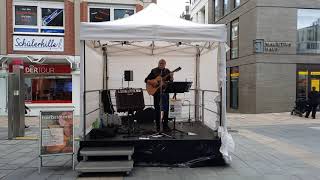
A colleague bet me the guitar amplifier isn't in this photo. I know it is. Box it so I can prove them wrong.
[115,88,145,112]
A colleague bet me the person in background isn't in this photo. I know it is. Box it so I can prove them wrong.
[305,86,319,119]
[25,105,31,128]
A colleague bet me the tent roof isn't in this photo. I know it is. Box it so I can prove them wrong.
[80,3,227,42]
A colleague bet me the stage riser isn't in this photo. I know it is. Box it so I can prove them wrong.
[79,139,224,166]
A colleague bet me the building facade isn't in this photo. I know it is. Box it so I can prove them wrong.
[0,0,151,116]
[191,0,320,113]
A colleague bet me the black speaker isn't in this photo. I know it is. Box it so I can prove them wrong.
[124,70,133,81]
[115,88,145,112]
[134,108,155,124]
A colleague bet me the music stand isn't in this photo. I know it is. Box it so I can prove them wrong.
[164,82,192,135]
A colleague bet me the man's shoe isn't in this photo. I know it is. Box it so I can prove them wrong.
[25,125,30,128]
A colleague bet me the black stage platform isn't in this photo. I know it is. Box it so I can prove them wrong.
[78,121,225,167]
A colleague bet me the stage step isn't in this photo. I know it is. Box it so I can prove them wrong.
[80,147,134,157]
[75,161,133,173]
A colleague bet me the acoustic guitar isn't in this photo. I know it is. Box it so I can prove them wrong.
[146,67,182,95]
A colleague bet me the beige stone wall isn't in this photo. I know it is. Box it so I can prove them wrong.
[255,63,296,113]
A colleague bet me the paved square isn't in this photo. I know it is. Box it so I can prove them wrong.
[0,113,320,180]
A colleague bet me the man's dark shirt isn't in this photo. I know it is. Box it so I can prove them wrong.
[145,67,171,83]
[308,90,319,105]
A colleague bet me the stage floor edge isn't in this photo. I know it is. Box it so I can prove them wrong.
[78,121,226,167]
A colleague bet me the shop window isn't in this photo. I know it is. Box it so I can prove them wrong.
[230,67,239,109]
[297,9,320,54]
[89,8,110,22]
[297,70,308,100]
[88,5,135,22]
[25,77,72,103]
[231,18,239,59]
[13,1,64,35]
[296,64,320,101]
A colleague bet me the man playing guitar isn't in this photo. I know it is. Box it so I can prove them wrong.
[145,59,173,132]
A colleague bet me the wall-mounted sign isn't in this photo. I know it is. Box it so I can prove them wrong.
[264,41,292,53]
[9,64,71,74]
[254,39,292,53]
[13,35,64,52]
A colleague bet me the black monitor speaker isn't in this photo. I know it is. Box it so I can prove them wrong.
[124,70,133,81]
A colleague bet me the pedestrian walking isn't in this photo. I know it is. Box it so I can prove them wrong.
[305,87,319,119]
[25,105,31,128]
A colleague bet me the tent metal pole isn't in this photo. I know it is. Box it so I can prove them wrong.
[218,42,227,128]
[102,47,108,89]
[194,46,200,121]
[106,48,109,90]
[80,40,86,139]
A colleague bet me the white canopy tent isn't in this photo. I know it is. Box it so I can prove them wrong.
[80,3,233,162]
[81,3,226,42]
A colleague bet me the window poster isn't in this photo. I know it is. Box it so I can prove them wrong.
[40,111,73,155]
[42,8,64,26]
[114,9,134,20]
[90,8,110,22]
[15,6,37,26]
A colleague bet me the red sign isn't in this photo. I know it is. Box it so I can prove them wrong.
[9,64,71,74]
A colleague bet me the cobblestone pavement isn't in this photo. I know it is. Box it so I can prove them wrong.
[0,113,319,180]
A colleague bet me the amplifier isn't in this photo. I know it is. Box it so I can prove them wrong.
[115,88,145,112]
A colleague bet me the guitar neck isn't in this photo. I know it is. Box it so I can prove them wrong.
[159,68,179,80]
[162,73,171,80]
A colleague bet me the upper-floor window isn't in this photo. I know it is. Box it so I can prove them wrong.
[297,9,320,54]
[231,18,239,59]
[13,1,64,35]
[223,0,230,16]
[235,0,240,8]
[114,9,134,20]
[215,0,220,22]
[88,5,135,22]
[89,8,110,22]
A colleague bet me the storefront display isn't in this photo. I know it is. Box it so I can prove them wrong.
[297,64,320,100]
[9,63,72,104]
[26,77,72,103]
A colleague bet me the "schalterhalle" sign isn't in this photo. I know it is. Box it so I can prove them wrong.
[13,35,64,52]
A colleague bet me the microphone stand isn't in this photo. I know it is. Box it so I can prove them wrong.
[149,69,173,139]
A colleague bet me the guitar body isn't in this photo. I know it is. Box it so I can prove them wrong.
[146,67,182,96]
[146,75,163,95]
